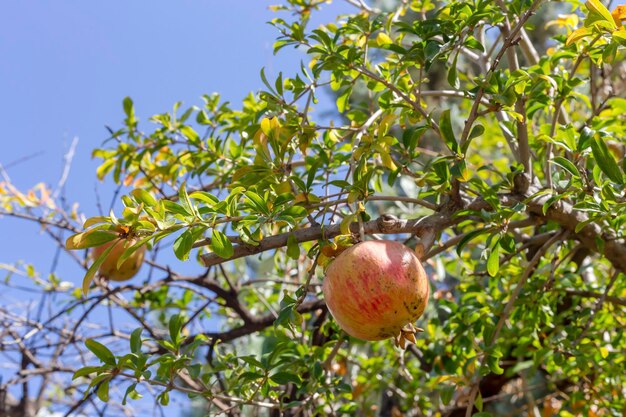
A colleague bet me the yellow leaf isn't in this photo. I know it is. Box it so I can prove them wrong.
[566,26,592,46]
[612,5,626,25]
[260,118,272,136]
[376,32,393,46]
[600,347,609,358]
[586,0,617,30]
[294,193,308,204]
[339,214,355,235]
[613,26,626,41]
[545,13,580,31]
[380,151,398,171]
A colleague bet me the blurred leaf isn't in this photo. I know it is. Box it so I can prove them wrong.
[287,234,300,260]
[130,328,142,354]
[131,189,157,207]
[270,371,302,385]
[487,241,500,277]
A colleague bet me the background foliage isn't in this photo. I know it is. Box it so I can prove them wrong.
[1,0,626,416]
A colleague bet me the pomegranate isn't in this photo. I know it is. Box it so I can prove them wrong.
[323,240,429,344]
[91,238,146,282]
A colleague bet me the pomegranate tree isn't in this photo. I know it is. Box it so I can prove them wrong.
[323,240,429,346]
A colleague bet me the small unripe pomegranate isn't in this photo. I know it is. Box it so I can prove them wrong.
[323,240,429,343]
[91,238,146,282]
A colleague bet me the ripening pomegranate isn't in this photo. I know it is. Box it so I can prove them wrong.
[91,238,146,282]
[323,240,429,344]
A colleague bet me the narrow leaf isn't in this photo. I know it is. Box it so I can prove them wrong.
[590,136,624,184]
[551,156,581,177]
[82,243,116,294]
[116,237,150,269]
[439,110,459,154]
[487,241,500,277]
[130,328,143,353]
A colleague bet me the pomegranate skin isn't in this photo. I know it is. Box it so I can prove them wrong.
[91,239,146,282]
[323,240,429,341]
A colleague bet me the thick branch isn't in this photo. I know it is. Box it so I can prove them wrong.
[200,185,626,276]
[519,192,626,274]
[200,213,452,267]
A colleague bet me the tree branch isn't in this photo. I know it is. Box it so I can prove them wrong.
[200,212,454,267]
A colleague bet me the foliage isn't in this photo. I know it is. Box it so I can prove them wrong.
[2,0,626,416]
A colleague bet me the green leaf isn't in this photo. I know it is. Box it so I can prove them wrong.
[468,124,484,141]
[447,52,459,89]
[122,383,138,405]
[82,242,116,294]
[163,200,192,217]
[96,378,110,402]
[66,230,117,250]
[566,26,592,46]
[245,191,270,215]
[275,72,284,95]
[270,371,302,385]
[440,385,455,405]
[578,126,595,151]
[487,355,504,375]
[287,234,300,260]
[340,214,356,235]
[72,366,102,380]
[178,182,197,216]
[475,391,483,412]
[116,237,149,269]
[83,216,110,228]
[551,156,580,178]
[439,109,459,154]
[85,339,116,366]
[123,96,134,117]
[336,87,352,112]
[585,0,616,30]
[464,35,484,52]
[457,229,488,255]
[487,241,500,277]
[189,191,219,206]
[158,391,170,406]
[130,328,142,353]
[590,136,624,184]
[180,125,200,145]
[173,230,194,261]
[169,314,183,347]
[130,189,157,207]
[211,229,234,259]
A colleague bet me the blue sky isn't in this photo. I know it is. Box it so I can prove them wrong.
[0,1,351,280]
[0,2,352,413]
